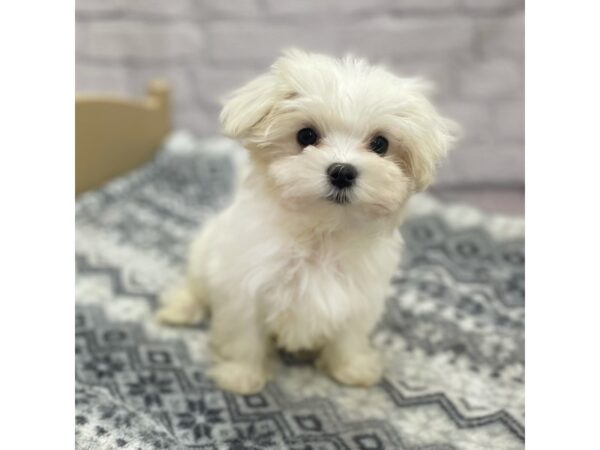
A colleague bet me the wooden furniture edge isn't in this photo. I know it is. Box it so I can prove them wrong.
[75,80,172,196]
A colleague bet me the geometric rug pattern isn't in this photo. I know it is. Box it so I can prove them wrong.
[76,132,524,449]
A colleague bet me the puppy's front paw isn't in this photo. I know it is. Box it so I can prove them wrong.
[155,305,204,326]
[155,285,205,326]
[320,351,382,388]
[210,362,267,395]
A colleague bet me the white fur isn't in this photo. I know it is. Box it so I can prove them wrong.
[157,50,457,394]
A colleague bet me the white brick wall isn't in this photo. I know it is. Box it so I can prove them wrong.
[77,21,205,62]
[76,0,524,188]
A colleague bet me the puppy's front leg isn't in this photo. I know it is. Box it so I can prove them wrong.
[209,307,272,395]
[318,325,382,388]
[155,279,206,326]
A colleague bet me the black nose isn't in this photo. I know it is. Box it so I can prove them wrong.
[327,163,358,189]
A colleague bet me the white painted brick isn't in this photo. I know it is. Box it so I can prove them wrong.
[174,106,219,137]
[190,68,264,108]
[264,0,392,15]
[389,59,457,100]
[459,0,522,13]
[201,0,262,18]
[391,0,459,12]
[76,21,203,62]
[437,141,524,186]
[76,0,120,14]
[118,0,195,19]
[439,101,492,142]
[478,13,524,57]
[435,152,465,185]
[342,17,474,58]
[206,23,339,64]
[491,100,524,140]
[207,17,473,65]
[458,57,522,99]
[265,0,460,15]
[76,64,130,94]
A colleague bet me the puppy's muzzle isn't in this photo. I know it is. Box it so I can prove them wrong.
[327,163,358,189]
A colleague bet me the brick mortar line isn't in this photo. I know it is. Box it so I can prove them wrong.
[75,53,499,70]
[75,8,523,25]
[76,54,198,68]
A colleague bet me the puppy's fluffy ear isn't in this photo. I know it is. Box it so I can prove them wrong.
[220,49,307,140]
[397,80,459,191]
[220,73,280,139]
[409,110,458,192]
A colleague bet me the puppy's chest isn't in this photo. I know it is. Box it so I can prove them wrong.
[267,242,366,297]
[260,241,388,350]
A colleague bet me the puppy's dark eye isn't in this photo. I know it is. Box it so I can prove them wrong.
[297,128,319,147]
[369,136,389,155]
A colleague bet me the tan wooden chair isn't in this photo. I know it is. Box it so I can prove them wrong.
[75,80,172,196]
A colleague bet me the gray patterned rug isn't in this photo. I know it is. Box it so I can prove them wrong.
[75,132,525,450]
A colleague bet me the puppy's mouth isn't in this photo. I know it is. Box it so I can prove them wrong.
[326,188,352,205]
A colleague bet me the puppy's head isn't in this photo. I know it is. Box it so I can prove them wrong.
[221,50,457,221]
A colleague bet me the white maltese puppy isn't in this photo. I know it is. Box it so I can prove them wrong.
[157,50,456,394]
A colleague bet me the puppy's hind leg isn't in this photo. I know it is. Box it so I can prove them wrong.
[155,278,207,326]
